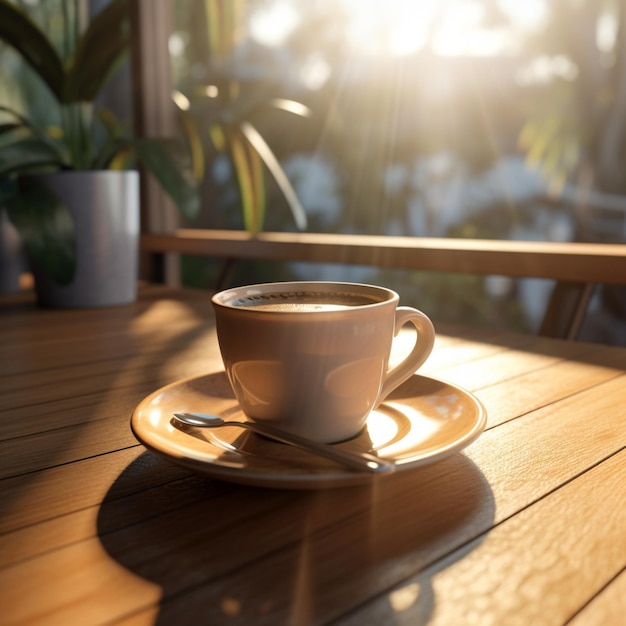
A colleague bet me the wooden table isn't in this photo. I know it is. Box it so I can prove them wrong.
[1,285,625,625]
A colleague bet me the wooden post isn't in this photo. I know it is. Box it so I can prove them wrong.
[129,0,181,285]
[539,282,596,339]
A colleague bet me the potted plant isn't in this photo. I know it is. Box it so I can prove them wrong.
[0,0,200,307]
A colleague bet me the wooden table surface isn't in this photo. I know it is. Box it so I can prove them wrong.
[1,284,625,626]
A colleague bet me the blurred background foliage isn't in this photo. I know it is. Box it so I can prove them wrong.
[168,0,626,237]
[2,0,625,340]
[169,0,626,340]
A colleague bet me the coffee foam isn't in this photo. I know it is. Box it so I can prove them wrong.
[249,302,354,312]
[228,290,382,310]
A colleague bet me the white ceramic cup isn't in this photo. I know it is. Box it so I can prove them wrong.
[211,281,435,443]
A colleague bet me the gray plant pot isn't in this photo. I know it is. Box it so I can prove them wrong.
[24,170,140,308]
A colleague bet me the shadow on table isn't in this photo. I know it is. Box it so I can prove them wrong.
[97,449,494,625]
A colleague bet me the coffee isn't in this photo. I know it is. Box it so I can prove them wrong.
[228,290,383,312]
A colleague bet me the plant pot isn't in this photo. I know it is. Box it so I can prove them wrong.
[23,170,140,308]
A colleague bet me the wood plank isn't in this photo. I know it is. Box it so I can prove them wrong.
[0,296,216,377]
[0,470,233,570]
[466,374,626,519]
[97,435,626,625]
[424,334,592,387]
[420,332,537,374]
[0,448,193,535]
[434,338,626,391]
[476,354,625,428]
[340,451,626,626]
[0,341,213,402]
[141,230,626,284]
[1,374,623,624]
[569,569,626,626]
[0,338,222,421]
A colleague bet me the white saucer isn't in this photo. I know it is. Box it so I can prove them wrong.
[131,371,486,489]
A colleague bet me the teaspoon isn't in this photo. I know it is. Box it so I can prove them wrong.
[172,412,395,474]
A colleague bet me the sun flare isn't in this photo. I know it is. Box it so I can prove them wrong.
[341,0,439,56]
[249,0,548,58]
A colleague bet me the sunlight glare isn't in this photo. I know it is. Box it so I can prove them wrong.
[597,10,618,53]
[341,0,438,56]
[340,0,548,57]
[498,0,547,32]
[249,0,299,47]
[389,583,421,612]
[248,0,550,59]
[432,1,489,56]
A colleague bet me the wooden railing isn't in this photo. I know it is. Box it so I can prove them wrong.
[142,230,626,284]
[141,229,626,340]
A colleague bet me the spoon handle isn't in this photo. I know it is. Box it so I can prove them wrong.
[236,421,395,474]
[173,413,394,474]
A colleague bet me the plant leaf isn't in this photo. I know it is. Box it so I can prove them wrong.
[240,121,307,230]
[92,108,128,169]
[0,136,67,176]
[227,126,260,234]
[106,145,133,170]
[244,133,265,233]
[209,123,226,152]
[0,123,23,136]
[0,0,65,100]
[267,99,312,118]
[0,104,32,127]
[93,137,131,170]
[4,179,76,285]
[204,0,240,60]
[176,109,205,184]
[64,0,130,103]
[227,125,267,234]
[133,138,200,221]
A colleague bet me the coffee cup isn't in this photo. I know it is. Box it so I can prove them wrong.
[211,281,435,443]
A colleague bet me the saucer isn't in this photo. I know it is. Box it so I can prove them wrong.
[131,371,486,489]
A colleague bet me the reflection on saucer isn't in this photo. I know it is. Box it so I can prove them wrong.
[131,372,486,489]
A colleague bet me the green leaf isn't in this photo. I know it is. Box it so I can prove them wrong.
[227,126,264,234]
[0,136,67,177]
[0,106,36,148]
[133,138,200,221]
[209,123,226,153]
[204,0,239,60]
[91,137,127,170]
[4,180,76,285]
[92,108,127,169]
[0,0,65,100]
[240,121,307,230]
[176,109,205,184]
[246,138,266,234]
[0,104,32,127]
[64,0,130,103]
[0,123,23,136]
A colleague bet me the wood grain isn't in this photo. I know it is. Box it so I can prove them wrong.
[141,230,626,283]
[343,451,626,626]
[1,286,624,625]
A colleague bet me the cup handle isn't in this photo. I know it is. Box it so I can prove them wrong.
[378,307,435,403]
